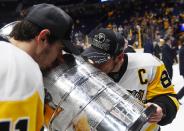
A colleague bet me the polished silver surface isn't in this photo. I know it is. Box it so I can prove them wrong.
[0,21,19,40]
[44,55,151,131]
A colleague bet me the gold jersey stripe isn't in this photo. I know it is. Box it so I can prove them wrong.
[0,91,44,131]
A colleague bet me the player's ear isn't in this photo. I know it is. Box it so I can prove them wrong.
[117,52,124,60]
[36,29,50,45]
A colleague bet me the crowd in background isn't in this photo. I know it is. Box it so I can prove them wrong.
[71,1,184,82]
[0,0,184,82]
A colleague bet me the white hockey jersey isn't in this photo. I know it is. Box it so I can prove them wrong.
[109,53,179,131]
[0,41,44,131]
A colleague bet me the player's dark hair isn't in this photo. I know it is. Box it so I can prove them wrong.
[9,20,59,44]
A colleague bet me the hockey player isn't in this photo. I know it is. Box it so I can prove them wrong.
[0,4,79,131]
[82,28,179,131]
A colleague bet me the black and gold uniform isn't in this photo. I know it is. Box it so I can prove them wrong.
[109,53,179,131]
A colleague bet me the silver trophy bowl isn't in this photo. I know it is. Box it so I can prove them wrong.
[0,21,19,40]
[43,54,156,131]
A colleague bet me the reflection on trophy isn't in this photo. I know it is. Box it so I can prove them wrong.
[43,55,156,131]
[0,21,20,40]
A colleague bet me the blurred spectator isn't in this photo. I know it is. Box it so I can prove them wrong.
[143,34,154,54]
[124,39,136,53]
[177,36,184,100]
[153,42,161,59]
[115,31,125,52]
[172,39,179,63]
[118,25,123,34]
[179,37,184,78]
[161,37,174,79]
[153,32,161,59]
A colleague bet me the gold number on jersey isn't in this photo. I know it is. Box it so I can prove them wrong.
[161,70,171,88]
[138,69,148,84]
[0,118,28,131]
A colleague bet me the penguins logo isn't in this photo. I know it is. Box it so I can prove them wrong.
[93,33,106,44]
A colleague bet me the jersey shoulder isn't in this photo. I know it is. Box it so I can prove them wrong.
[0,41,44,101]
[127,53,163,68]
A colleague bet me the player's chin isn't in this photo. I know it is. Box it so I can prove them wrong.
[40,63,53,71]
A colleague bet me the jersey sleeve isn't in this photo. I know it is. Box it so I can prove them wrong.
[147,64,177,99]
[146,63,180,125]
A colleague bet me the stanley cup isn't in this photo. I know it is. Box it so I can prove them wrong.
[43,54,156,131]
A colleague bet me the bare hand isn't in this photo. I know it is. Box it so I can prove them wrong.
[145,103,164,123]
